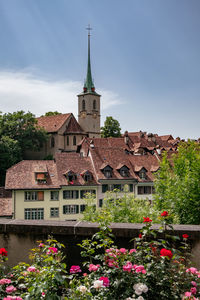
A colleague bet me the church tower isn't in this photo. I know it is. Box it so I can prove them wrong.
[78,25,101,138]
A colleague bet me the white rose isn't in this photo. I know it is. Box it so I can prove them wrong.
[137,297,144,300]
[77,285,87,293]
[93,280,104,289]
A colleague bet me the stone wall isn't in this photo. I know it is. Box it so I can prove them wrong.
[0,219,200,269]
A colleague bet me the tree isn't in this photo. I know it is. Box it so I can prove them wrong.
[43,111,61,116]
[154,140,200,224]
[0,111,47,185]
[101,116,121,138]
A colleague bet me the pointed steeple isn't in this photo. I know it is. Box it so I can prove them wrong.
[83,25,96,94]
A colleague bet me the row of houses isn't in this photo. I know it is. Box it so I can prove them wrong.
[4,132,178,221]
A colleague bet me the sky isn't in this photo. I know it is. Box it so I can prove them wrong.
[0,0,200,139]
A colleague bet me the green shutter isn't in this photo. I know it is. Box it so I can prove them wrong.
[63,206,66,214]
[129,184,133,192]
[80,204,86,212]
[102,184,108,193]
[76,205,79,214]
[76,191,79,199]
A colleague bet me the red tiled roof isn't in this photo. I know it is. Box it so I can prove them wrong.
[37,113,71,133]
[0,198,12,217]
[64,115,85,134]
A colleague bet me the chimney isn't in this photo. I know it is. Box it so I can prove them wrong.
[124,131,129,145]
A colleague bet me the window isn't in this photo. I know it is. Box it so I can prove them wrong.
[73,136,76,146]
[25,208,44,220]
[25,191,44,201]
[119,166,129,177]
[102,165,113,178]
[138,186,152,195]
[63,205,79,214]
[35,173,47,183]
[83,171,93,182]
[99,199,103,207]
[63,190,79,199]
[102,184,133,193]
[82,99,86,110]
[80,190,96,198]
[80,204,86,212]
[93,99,96,110]
[51,136,55,148]
[50,191,59,201]
[139,169,147,180]
[67,136,69,146]
[66,171,77,182]
[50,207,59,218]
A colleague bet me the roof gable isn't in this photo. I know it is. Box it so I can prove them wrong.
[37,113,71,133]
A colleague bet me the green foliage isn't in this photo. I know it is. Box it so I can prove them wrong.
[154,140,200,224]
[83,190,159,224]
[0,110,47,185]
[42,111,61,116]
[101,116,121,138]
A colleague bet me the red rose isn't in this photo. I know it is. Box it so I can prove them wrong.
[139,233,143,239]
[160,248,173,259]
[0,248,7,256]
[99,276,110,287]
[161,211,168,217]
[182,234,189,239]
[143,217,152,223]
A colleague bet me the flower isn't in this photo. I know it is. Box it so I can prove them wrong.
[27,266,36,272]
[93,280,104,289]
[143,217,152,223]
[3,297,23,300]
[161,211,168,217]
[191,287,197,295]
[186,267,198,275]
[41,292,45,297]
[0,278,11,285]
[184,291,192,297]
[0,248,8,256]
[133,283,148,295]
[160,248,173,259]
[129,248,137,254]
[77,285,88,293]
[47,247,58,255]
[182,234,189,239]
[70,265,82,274]
[123,261,133,273]
[119,248,127,254]
[191,281,197,287]
[39,243,44,247]
[139,233,143,239]
[133,264,146,274]
[89,264,100,272]
[99,276,110,287]
[6,285,17,293]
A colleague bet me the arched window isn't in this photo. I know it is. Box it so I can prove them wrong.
[51,136,55,148]
[73,136,76,146]
[66,136,69,146]
[82,99,86,111]
[93,99,96,110]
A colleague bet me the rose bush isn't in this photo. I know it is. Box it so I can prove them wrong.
[0,213,199,299]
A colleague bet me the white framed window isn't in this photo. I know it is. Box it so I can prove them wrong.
[24,208,44,220]
[63,205,79,214]
[50,191,59,201]
[25,191,44,201]
[50,207,59,218]
[63,190,79,199]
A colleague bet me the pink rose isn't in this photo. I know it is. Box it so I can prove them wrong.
[6,285,17,293]
[39,243,44,247]
[47,247,58,255]
[191,281,197,287]
[70,265,82,274]
[89,264,100,272]
[186,267,198,275]
[123,261,133,273]
[99,276,110,287]
[129,249,137,254]
[0,278,11,285]
[133,264,146,274]
[27,266,36,272]
[184,291,192,297]
[191,287,197,295]
[119,248,127,254]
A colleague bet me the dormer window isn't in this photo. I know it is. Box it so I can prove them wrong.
[119,166,129,177]
[101,165,113,178]
[139,168,147,180]
[35,173,47,183]
[83,171,93,182]
[65,171,77,183]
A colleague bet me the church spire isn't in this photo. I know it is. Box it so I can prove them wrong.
[84,24,95,94]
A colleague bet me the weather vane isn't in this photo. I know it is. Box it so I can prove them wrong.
[86,24,92,36]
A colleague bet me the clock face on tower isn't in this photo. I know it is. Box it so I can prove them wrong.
[93,113,97,119]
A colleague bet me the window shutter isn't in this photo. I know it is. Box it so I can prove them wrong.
[76,191,79,199]
[129,184,133,192]
[63,206,66,214]
[99,199,103,207]
[76,205,79,214]
[102,185,108,193]
[80,191,84,198]
[38,191,44,201]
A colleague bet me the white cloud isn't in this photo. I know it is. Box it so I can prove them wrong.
[0,71,122,117]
